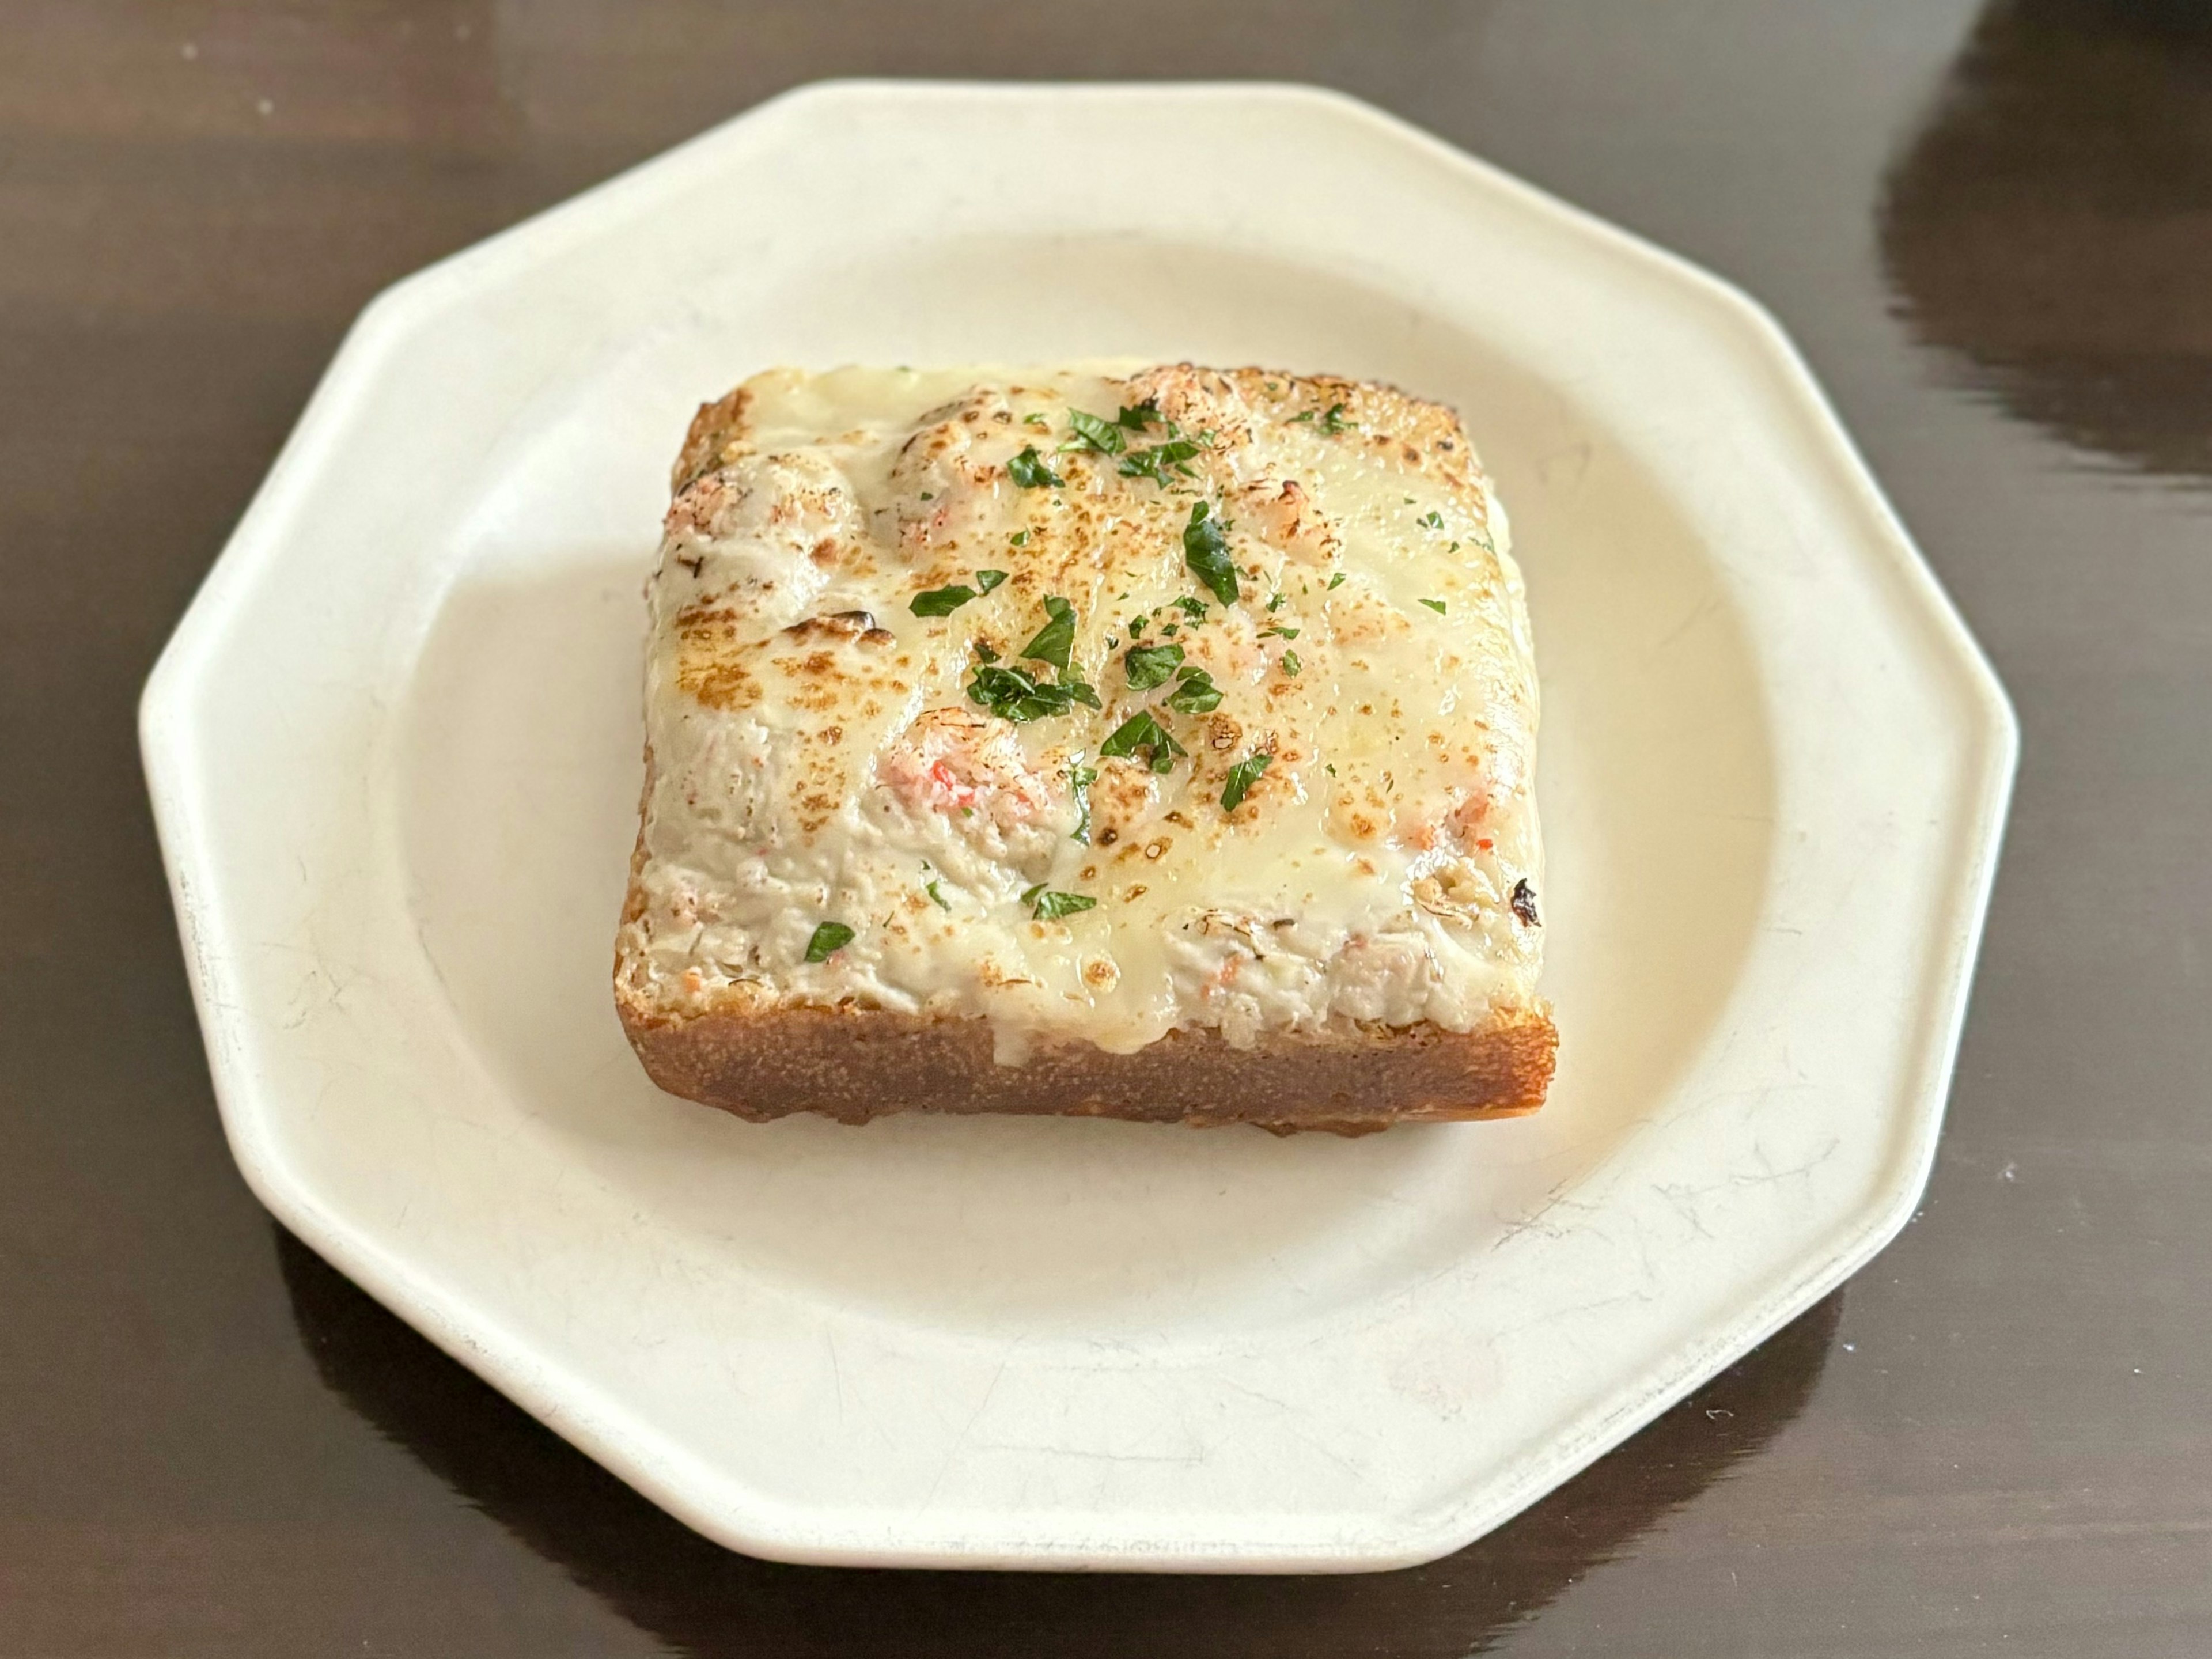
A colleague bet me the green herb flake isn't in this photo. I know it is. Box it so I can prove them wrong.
[1289,402,1353,433]
[1281,650,1302,676]
[1022,412,1048,428]
[1099,710,1187,774]
[925,880,950,911]
[1165,665,1223,715]
[1264,624,1300,640]
[1418,509,1444,530]
[1182,501,1240,605]
[1123,641,1185,691]
[1126,614,1146,637]
[1119,437,1203,486]
[1023,885,1099,921]
[1008,446,1062,489]
[1063,408,1127,455]
[1067,761,1099,842]
[919,491,934,501]
[1018,595,1077,674]
[1327,573,1346,590]
[1266,591,1286,612]
[1116,399,1162,431]
[804,921,855,963]
[967,662,1088,722]
[910,584,979,617]
[1173,596,1208,620]
[1221,752,1272,812]
[973,640,1000,663]
[1418,597,1448,615]
[976,568,1009,591]
[1009,529,1030,547]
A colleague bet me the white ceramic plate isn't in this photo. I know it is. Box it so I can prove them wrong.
[141,81,2016,1571]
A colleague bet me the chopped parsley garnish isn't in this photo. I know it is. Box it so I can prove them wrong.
[1418,597,1448,615]
[1009,529,1029,547]
[1173,596,1208,621]
[1326,572,1346,589]
[1289,402,1354,434]
[1119,438,1203,485]
[908,569,1007,616]
[1067,760,1099,842]
[1126,614,1146,637]
[1264,624,1300,640]
[910,583,981,616]
[1099,710,1185,773]
[967,662,1097,721]
[1266,591,1286,612]
[1418,509,1444,530]
[804,922,854,962]
[1164,665,1222,714]
[919,491,934,500]
[925,879,950,911]
[1063,408,1127,455]
[973,639,1000,662]
[1022,412,1048,427]
[1018,595,1077,674]
[1022,884,1099,921]
[1221,752,1272,812]
[1159,623,1179,637]
[1182,501,1239,605]
[1281,650,1302,676]
[1009,446,1062,488]
[1116,399,1163,431]
[1123,641,1185,690]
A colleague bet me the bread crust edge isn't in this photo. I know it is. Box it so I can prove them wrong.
[613,983,1556,1136]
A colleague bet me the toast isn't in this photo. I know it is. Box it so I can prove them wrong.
[614,363,1553,1131]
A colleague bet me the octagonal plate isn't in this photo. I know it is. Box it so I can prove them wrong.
[141,81,2015,1571]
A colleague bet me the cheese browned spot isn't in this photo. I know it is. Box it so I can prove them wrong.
[617,362,1545,1075]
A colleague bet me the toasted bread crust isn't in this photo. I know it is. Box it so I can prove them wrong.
[614,991,1556,1135]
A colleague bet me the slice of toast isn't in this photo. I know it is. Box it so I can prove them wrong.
[615,363,1553,1131]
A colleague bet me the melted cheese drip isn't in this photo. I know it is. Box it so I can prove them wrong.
[626,363,1543,1060]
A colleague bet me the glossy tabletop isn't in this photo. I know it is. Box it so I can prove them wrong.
[3,2,2208,1653]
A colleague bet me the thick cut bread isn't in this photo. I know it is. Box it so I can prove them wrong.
[615,363,1553,1130]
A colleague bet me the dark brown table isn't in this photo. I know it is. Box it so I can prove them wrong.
[5,2,2209,1653]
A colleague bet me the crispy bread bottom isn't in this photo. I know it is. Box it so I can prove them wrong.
[615,995,1556,1136]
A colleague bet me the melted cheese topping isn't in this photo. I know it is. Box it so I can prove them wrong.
[618,363,1544,1060]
